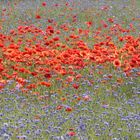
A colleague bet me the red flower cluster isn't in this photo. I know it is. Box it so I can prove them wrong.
[0,19,139,94]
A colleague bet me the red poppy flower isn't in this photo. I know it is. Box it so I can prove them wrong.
[76,74,82,80]
[67,76,74,82]
[85,21,93,27]
[36,15,41,19]
[66,107,72,112]
[44,73,52,79]
[0,64,4,72]
[27,84,36,89]
[72,83,79,89]
[31,72,38,76]
[42,2,47,6]
[0,43,4,48]
[56,105,63,110]
[40,81,51,87]
[108,18,114,23]
[113,59,121,67]
[68,131,76,136]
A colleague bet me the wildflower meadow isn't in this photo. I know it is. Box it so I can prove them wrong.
[0,0,140,139]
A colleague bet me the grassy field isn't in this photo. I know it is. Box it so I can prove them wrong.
[0,0,140,140]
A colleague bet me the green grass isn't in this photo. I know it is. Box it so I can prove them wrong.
[0,0,140,139]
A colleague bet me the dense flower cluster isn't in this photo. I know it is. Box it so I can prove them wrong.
[0,23,139,93]
[0,0,140,139]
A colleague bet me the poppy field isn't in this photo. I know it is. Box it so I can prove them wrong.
[0,0,140,139]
